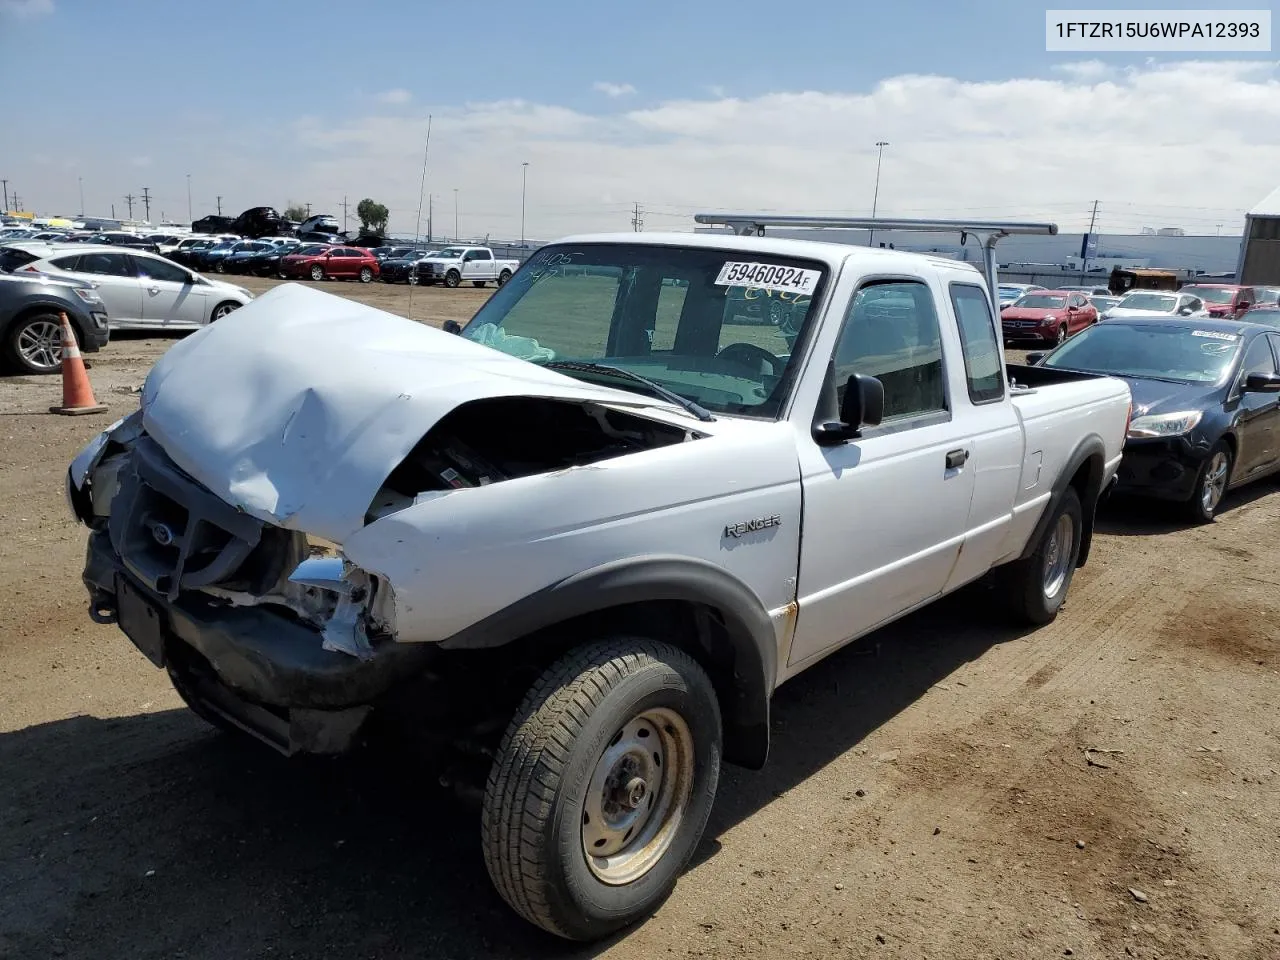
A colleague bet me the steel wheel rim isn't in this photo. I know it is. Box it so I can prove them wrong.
[582,707,695,886]
[1043,512,1074,598]
[17,319,63,371]
[1202,452,1229,512]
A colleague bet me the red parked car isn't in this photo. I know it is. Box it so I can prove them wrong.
[1000,290,1098,345]
[280,245,380,283]
[1176,284,1258,319]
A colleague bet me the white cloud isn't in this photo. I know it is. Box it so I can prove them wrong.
[375,88,413,105]
[593,81,636,98]
[1051,60,1113,81]
[8,62,1278,239]
[0,0,53,17]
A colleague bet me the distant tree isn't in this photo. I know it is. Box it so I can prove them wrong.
[357,198,389,236]
[283,203,309,222]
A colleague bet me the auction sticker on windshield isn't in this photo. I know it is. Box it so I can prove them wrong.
[1191,329,1240,341]
[715,261,821,295]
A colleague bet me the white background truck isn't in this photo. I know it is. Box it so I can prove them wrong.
[411,244,520,288]
[67,219,1131,942]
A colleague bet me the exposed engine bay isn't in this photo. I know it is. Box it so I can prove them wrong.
[366,397,700,521]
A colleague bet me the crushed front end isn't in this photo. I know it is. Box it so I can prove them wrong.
[68,412,432,756]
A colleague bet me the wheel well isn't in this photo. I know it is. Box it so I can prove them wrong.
[482,599,764,768]
[4,304,84,343]
[1067,453,1103,566]
[1220,432,1237,459]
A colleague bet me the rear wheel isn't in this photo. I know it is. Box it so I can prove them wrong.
[498,269,512,286]
[482,638,721,941]
[359,267,373,283]
[1184,443,1232,523]
[1002,486,1082,625]
[4,311,68,375]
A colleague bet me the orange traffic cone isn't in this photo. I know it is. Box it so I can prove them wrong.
[49,311,107,416]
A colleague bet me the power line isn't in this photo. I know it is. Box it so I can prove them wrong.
[124,193,136,218]
[631,202,644,231]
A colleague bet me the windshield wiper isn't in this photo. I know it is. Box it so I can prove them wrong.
[541,360,715,422]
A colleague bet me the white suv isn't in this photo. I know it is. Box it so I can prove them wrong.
[17,245,252,330]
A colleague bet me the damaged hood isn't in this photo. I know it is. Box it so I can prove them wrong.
[140,283,672,542]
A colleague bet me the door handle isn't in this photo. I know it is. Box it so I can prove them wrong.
[945,449,969,469]
[147,286,160,295]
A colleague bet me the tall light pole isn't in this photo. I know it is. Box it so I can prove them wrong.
[78,177,84,217]
[868,140,889,247]
[520,161,529,247]
[186,174,192,222]
[453,188,459,240]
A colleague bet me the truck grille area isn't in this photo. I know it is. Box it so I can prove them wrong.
[108,436,298,601]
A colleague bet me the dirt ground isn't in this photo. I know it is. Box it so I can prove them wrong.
[1,278,1277,960]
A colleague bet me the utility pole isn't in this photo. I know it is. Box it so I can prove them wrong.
[10,194,20,212]
[124,193,136,219]
[1216,223,1223,237]
[868,140,889,247]
[305,202,312,218]
[0,179,8,212]
[520,161,529,247]
[453,188,459,240]
[427,194,433,242]
[340,195,348,233]
[141,187,152,223]
[78,177,84,216]
[186,174,192,222]
[1080,199,1099,282]
[631,202,644,232]
[216,195,222,216]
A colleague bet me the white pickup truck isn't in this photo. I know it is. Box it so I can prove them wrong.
[67,221,1131,942]
[411,244,519,288]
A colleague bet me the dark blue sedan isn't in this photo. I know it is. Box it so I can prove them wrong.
[1029,316,1280,522]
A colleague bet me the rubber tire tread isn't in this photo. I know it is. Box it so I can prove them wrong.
[1003,485,1083,626]
[481,638,718,940]
[1182,442,1231,524]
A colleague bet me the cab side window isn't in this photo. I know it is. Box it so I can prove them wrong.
[950,283,1005,403]
[833,280,946,421]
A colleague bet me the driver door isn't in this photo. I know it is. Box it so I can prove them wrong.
[136,255,206,326]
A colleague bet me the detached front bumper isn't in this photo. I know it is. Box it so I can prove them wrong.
[83,530,434,753]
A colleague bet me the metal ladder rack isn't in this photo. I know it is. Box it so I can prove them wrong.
[692,213,1058,313]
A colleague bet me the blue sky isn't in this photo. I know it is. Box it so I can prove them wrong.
[2,0,1277,238]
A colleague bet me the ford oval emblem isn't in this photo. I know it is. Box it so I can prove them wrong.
[150,521,176,547]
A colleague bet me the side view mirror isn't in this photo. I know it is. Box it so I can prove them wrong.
[1067,304,1078,312]
[813,373,884,445]
[1244,371,1280,393]
[442,319,462,335]
[1025,351,1047,366]
[1178,307,1193,316]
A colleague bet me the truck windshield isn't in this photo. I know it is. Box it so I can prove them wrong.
[461,242,830,418]
[1042,322,1241,383]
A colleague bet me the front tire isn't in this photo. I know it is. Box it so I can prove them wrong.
[1184,443,1232,523]
[210,301,240,322]
[444,269,461,289]
[1002,486,1083,625]
[1054,324,1067,345]
[482,639,722,941]
[310,264,325,281]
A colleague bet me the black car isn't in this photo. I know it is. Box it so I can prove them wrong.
[230,206,289,239]
[377,247,429,282]
[96,232,160,253]
[228,240,303,277]
[167,238,218,268]
[1027,317,1280,521]
[191,215,236,234]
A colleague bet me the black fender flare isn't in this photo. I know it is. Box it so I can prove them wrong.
[439,555,777,768]
[1020,434,1107,567]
